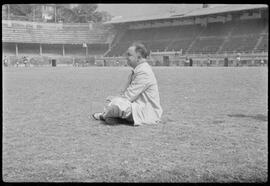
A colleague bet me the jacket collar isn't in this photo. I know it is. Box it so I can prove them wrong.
[133,59,147,73]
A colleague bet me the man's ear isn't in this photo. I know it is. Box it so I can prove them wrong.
[137,53,141,60]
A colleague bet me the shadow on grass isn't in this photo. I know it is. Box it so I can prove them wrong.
[227,114,267,122]
[99,118,136,127]
[212,120,225,124]
[148,167,267,182]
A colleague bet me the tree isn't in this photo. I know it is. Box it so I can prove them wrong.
[6,4,42,21]
[52,4,74,23]
[93,11,112,23]
[72,4,99,23]
[4,4,111,23]
[64,4,112,23]
[29,4,43,22]
[2,5,8,18]
[9,4,32,16]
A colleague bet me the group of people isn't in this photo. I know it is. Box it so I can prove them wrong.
[184,57,193,66]
[15,56,29,67]
[3,56,30,67]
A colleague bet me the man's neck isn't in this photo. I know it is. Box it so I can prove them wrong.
[133,59,146,69]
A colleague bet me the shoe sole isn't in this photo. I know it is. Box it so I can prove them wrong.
[105,117,134,125]
[90,113,100,120]
[90,113,106,121]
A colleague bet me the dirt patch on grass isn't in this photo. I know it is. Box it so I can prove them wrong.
[227,114,267,122]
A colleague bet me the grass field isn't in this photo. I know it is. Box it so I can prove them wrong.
[3,66,268,182]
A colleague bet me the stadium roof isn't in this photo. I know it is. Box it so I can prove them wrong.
[181,4,268,17]
[106,12,183,24]
[105,4,268,24]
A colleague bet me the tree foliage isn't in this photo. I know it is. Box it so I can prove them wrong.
[57,4,112,23]
[4,4,112,23]
[9,4,33,16]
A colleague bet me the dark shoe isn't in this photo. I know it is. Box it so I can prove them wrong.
[91,112,105,121]
[105,117,133,125]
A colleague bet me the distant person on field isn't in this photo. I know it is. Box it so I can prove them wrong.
[91,42,163,126]
[23,56,28,67]
[73,58,75,67]
[3,56,8,67]
[116,60,120,66]
[189,58,193,66]
[207,56,211,67]
[260,59,264,66]
[185,57,189,66]
[236,53,241,67]
[224,56,229,67]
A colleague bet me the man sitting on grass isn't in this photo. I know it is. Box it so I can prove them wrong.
[91,42,163,126]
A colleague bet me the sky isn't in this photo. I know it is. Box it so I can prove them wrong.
[97,4,205,19]
[97,4,229,19]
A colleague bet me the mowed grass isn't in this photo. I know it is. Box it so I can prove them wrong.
[3,66,268,182]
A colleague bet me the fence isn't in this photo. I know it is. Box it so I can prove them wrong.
[3,52,268,67]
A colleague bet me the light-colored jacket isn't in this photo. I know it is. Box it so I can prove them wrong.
[123,61,163,126]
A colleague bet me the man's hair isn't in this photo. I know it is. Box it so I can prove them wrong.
[132,42,148,59]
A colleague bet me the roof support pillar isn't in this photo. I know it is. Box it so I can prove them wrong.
[40,44,42,56]
[15,43,18,56]
[62,44,65,56]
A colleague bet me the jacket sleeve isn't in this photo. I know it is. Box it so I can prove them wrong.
[123,71,149,102]
[120,70,134,94]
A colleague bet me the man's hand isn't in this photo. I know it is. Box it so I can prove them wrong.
[106,95,128,104]
[106,96,116,102]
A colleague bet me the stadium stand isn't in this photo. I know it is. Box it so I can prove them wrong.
[167,39,194,51]
[2,43,16,55]
[256,34,268,52]
[2,20,113,57]
[105,18,268,56]
[17,43,40,55]
[105,5,268,57]
[230,19,266,36]
[42,44,63,56]
[221,35,260,53]
[2,4,268,66]
[2,25,108,44]
[189,37,224,54]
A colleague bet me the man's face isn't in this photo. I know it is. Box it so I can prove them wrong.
[126,46,138,68]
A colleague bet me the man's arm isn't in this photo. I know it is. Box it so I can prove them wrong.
[122,71,150,102]
[120,70,134,95]
[105,71,134,102]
